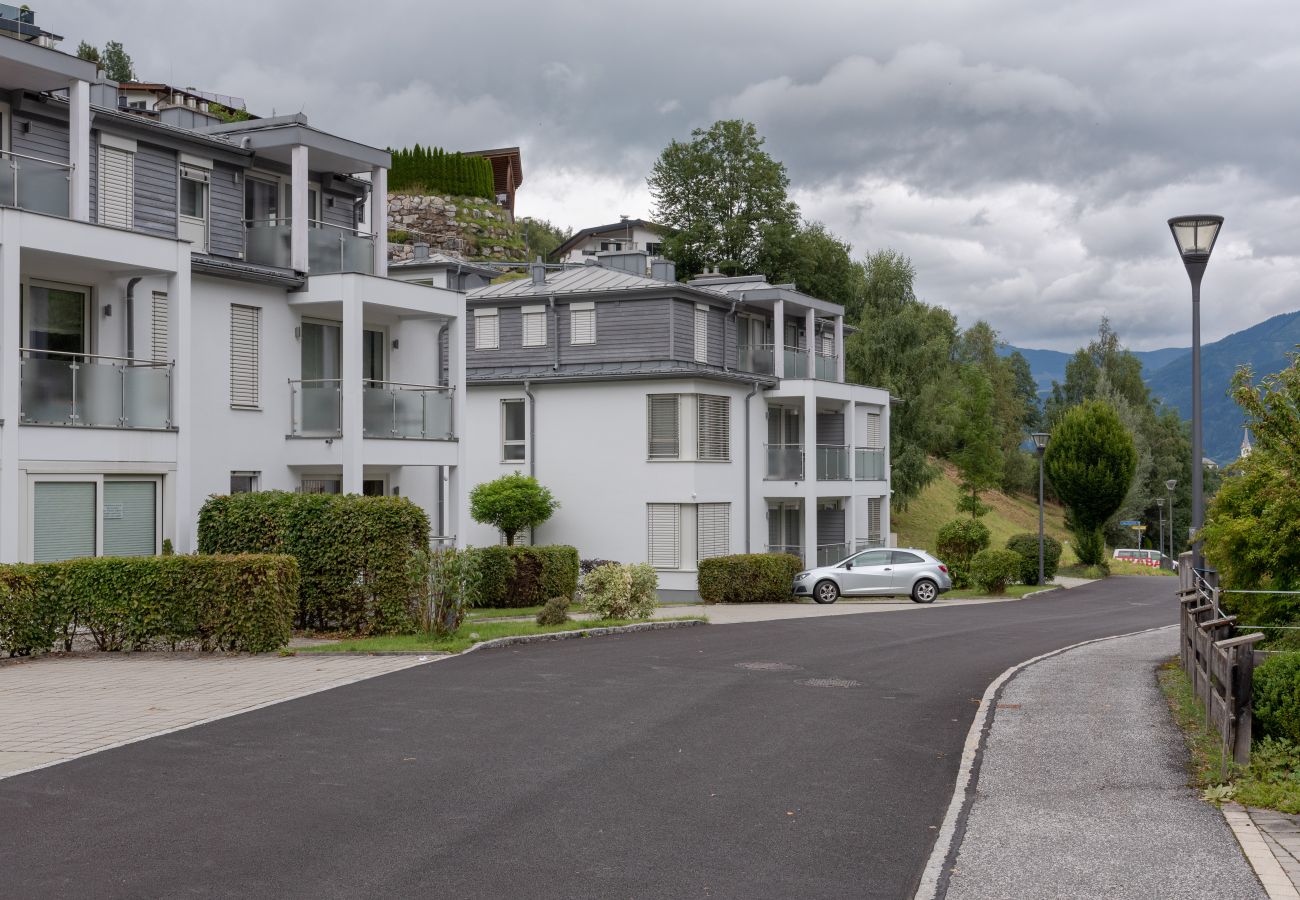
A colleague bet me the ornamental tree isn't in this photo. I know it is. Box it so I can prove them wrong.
[1043,400,1138,565]
[469,473,559,546]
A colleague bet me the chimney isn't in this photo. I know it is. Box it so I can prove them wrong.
[595,249,648,275]
[650,259,676,283]
[530,256,546,286]
[413,242,430,260]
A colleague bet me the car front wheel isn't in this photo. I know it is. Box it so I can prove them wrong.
[911,579,938,604]
[813,580,840,604]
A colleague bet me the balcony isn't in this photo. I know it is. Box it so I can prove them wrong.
[738,343,775,375]
[816,445,851,481]
[765,443,804,480]
[765,544,803,559]
[816,542,851,567]
[20,350,172,428]
[289,379,454,439]
[245,220,375,274]
[815,351,838,381]
[783,345,808,379]
[855,448,886,480]
[0,150,71,218]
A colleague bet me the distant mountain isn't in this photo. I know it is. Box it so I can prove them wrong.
[999,344,1190,396]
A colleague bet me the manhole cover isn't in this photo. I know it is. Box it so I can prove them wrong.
[736,662,801,671]
[796,677,861,688]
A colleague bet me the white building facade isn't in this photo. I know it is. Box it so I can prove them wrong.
[551,218,663,266]
[0,36,465,564]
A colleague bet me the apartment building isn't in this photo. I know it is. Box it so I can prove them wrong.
[441,251,890,593]
[0,34,465,564]
[551,218,663,265]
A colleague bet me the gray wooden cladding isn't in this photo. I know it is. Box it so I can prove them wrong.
[133,142,178,239]
[209,161,245,258]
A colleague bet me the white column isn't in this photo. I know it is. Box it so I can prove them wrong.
[846,495,858,555]
[834,314,845,382]
[805,308,816,379]
[290,145,309,273]
[68,79,90,222]
[0,215,21,561]
[170,243,194,551]
[803,391,818,565]
[448,308,467,545]
[341,283,363,494]
[773,299,784,379]
[370,165,388,278]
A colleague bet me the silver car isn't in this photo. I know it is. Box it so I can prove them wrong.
[792,547,953,605]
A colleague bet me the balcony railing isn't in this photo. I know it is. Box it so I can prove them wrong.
[0,150,71,218]
[855,448,886,480]
[765,544,803,560]
[816,445,851,480]
[245,219,375,274]
[738,343,775,375]
[20,349,172,428]
[290,379,454,439]
[815,351,838,381]
[783,345,808,379]
[765,443,804,480]
[816,542,851,567]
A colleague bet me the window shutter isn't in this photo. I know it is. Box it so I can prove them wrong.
[474,311,499,350]
[697,394,730,461]
[697,503,730,560]
[97,145,134,228]
[648,395,680,459]
[151,291,169,362]
[647,504,681,568]
[868,496,883,544]
[570,303,596,344]
[33,482,96,562]
[229,304,261,408]
[522,309,546,347]
[694,306,708,363]
[866,411,883,449]
[102,481,157,557]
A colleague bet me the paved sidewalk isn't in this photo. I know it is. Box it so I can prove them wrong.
[0,654,434,778]
[944,628,1266,899]
[1249,807,1300,892]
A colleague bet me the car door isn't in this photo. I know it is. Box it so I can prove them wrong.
[889,551,929,593]
[839,549,894,595]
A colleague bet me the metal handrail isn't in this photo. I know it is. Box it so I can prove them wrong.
[363,379,453,392]
[20,347,169,366]
[242,217,374,239]
[2,148,74,170]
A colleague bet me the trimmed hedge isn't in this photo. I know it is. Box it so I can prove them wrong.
[198,491,430,633]
[937,519,991,589]
[581,563,657,619]
[1254,653,1300,745]
[698,553,803,604]
[1005,533,1063,586]
[389,145,495,200]
[0,555,298,656]
[970,549,1023,595]
[465,545,580,609]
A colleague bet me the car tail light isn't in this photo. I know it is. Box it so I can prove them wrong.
[939,565,949,573]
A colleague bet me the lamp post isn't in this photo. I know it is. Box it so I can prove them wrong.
[1156,497,1165,564]
[1165,478,1178,562]
[1032,432,1050,585]
[1167,215,1223,572]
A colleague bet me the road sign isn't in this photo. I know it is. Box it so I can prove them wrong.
[1119,520,1140,526]
[1130,525,1146,532]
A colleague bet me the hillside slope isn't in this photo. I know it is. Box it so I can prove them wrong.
[1001,345,1189,396]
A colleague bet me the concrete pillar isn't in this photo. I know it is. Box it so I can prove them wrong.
[773,299,784,379]
[805,308,816,379]
[0,214,21,561]
[68,80,90,222]
[803,391,818,566]
[834,314,845,382]
[370,165,388,278]
[170,244,194,551]
[341,284,363,494]
[290,145,309,273]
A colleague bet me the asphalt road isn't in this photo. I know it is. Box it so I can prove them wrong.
[0,577,1175,899]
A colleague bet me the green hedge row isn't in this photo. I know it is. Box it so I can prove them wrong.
[469,545,579,608]
[0,555,298,656]
[198,491,430,634]
[1005,533,1062,585]
[1255,653,1300,745]
[698,553,803,603]
[388,145,495,200]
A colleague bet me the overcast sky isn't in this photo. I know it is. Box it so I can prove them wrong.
[62,0,1300,351]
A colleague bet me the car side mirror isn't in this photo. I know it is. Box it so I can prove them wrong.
[841,562,853,570]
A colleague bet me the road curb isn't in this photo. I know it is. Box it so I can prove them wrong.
[460,619,708,655]
[1222,803,1300,899]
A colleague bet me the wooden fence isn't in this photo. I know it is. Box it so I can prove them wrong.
[1177,552,1265,773]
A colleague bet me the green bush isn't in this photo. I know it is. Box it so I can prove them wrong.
[970,549,1023,595]
[1254,653,1300,745]
[389,145,496,200]
[536,596,571,626]
[581,562,657,619]
[464,545,579,609]
[697,553,803,604]
[420,547,482,636]
[197,491,429,634]
[1005,533,1063,585]
[0,555,297,656]
[936,519,991,589]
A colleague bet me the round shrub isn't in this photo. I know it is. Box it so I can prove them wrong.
[1254,652,1300,745]
[970,549,1023,595]
[1005,533,1063,585]
[936,519,991,589]
[581,563,657,619]
[536,596,571,626]
[697,553,803,603]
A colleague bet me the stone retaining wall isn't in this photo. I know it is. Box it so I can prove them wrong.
[386,193,527,262]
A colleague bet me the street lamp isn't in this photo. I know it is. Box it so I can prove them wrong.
[1168,215,1223,572]
[1032,432,1050,585]
[1165,478,1178,562]
[1156,497,1165,564]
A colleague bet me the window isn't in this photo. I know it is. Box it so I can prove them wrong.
[32,481,96,562]
[892,551,924,564]
[694,305,709,363]
[646,242,663,256]
[865,410,884,449]
[697,395,730,461]
[570,302,596,345]
[300,478,341,495]
[229,304,261,408]
[502,399,526,462]
[22,283,89,357]
[521,306,547,347]
[647,504,681,568]
[102,481,157,557]
[178,163,210,251]
[867,496,883,544]
[647,395,680,459]
[31,477,160,562]
[230,472,260,494]
[363,479,386,497]
[97,137,135,229]
[697,503,730,560]
[474,309,499,350]
[849,549,891,567]
[151,291,168,362]
[599,241,623,252]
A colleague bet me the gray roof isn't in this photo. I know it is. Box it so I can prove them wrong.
[467,359,776,386]
[468,264,718,302]
[389,253,499,277]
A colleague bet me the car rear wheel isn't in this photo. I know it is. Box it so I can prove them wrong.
[813,580,840,604]
[911,579,938,604]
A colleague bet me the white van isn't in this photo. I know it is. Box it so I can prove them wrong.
[1113,548,1171,569]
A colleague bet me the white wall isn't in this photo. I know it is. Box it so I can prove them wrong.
[559,225,663,265]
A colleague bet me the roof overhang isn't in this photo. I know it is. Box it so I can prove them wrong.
[0,39,97,91]
[200,115,390,172]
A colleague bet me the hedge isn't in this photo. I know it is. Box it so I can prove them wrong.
[937,519,991,589]
[698,553,803,604]
[388,145,495,200]
[465,545,580,608]
[970,549,1023,595]
[0,555,298,656]
[582,562,657,619]
[1254,653,1300,745]
[1005,533,1063,586]
[198,491,429,633]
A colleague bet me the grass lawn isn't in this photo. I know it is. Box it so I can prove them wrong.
[465,606,549,620]
[946,584,1057,600]
[1158,658,1300,813]
[298,617,702,654]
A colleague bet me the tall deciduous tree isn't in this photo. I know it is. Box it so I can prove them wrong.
[648,119,798,280]
[952,366,1003,518]
[469,473,559,546]
[520,217,573,262]
[1043,400,1138,565]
